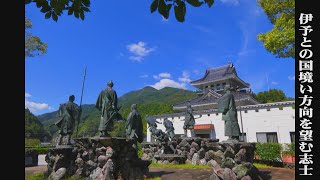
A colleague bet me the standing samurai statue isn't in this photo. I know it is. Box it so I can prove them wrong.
[217,84,241,141]
[95,81,122,137]
[126,104,144,144]
[163,118,175,141]
[55,95,82,146]
[182,104,196,137]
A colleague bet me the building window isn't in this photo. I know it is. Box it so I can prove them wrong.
[207,114,210,116]
[239,133,247,142]
[216,84,220,90]
[244,110,248,113]
[222,83,226,88]
[216,113,219,116]
[256,132,278,143]
[290,132,295,143]
[255,109,259,112]
[267,108,271,111]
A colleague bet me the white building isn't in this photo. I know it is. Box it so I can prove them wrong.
[147,64,295,144]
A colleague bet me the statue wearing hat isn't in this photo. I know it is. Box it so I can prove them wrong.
[55,95,82,146]
[217,84,241,141]
[95,81,122,137]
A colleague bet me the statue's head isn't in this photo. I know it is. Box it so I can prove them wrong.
[69,95,75,102]
[224,84,231,92]
[131,104,137,111]
[107,80,114,88]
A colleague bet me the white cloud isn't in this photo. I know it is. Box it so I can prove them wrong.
[288,76,295,80]
[178,71,191,83]
[271,81,278,85]
[153,72,171,79]
[127,41,155,62]
[25,101,52,111]
[140,74,149,78]
[25,92,52,113]
[150,79,187,90]
[220,0,239,6]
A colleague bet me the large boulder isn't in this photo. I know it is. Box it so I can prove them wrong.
[192,153,200,165]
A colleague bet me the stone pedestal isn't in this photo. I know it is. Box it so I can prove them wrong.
[45,137,151,180]
[142,137,258,179]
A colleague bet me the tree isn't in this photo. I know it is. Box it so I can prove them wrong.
[25,16,48,57]
[253,89,293,103]
[25,0,214,22]
[25,108,52,141]
[257,0,294,59]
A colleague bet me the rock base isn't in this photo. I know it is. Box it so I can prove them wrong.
[45,137,151,180]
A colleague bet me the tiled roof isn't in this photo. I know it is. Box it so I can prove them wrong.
[173,90,258,108]
[191,64,236,84]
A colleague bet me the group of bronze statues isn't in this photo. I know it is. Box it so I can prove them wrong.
[54,81,241,147]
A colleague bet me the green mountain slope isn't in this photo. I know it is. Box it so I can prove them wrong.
[38,86,198,139]
[25,108,51,141]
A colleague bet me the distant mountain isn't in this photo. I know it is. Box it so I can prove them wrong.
[38,86,198,139]
[25,108,51,141]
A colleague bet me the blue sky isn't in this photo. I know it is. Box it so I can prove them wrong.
[25,0,295,115]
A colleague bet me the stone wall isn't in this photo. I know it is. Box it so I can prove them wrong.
[45,137,151,180]
[25,149,38,167]
[142,137,259,179]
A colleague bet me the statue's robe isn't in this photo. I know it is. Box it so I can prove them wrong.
[95,87,118,132]
[218,91,241,137]
[55,101,81,135]
[184,106,195,129]
[126,109,144,143]
[164,119,175,139]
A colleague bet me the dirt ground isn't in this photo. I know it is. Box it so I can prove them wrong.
[25,165,295,180]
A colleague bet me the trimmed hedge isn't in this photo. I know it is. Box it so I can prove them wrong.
[25,146,50,154]
[282,143,295,156]
[255,142,282,161]
[25,138,40,147]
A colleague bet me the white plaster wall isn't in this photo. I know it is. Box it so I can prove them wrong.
[147,106,295,144]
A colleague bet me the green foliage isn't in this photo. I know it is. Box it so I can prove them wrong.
[252,163,271,168]
[25,109,52,141]
[257,0,295,59]
[255,142,282,161]
[26,0,215,23]
[282,143,295,156]
[26,172,46,180]
[25,0,91,22]
[253,89,292,103]
[25,16,48,57]
[25,138,41,147]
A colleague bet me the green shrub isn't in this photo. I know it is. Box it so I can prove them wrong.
[25,146,49,154]
[282,143,295,156]
[255,142,282,161]
[25,138,40,147]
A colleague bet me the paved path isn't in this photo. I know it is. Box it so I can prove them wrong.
[26,165,294,180]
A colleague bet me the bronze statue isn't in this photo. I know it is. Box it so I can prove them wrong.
[163,118,175,141]
[182,104,196,137]
[55,95,82,146]
[217,84,241,141]
[126,104,144,143]
[95,81,122,137]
